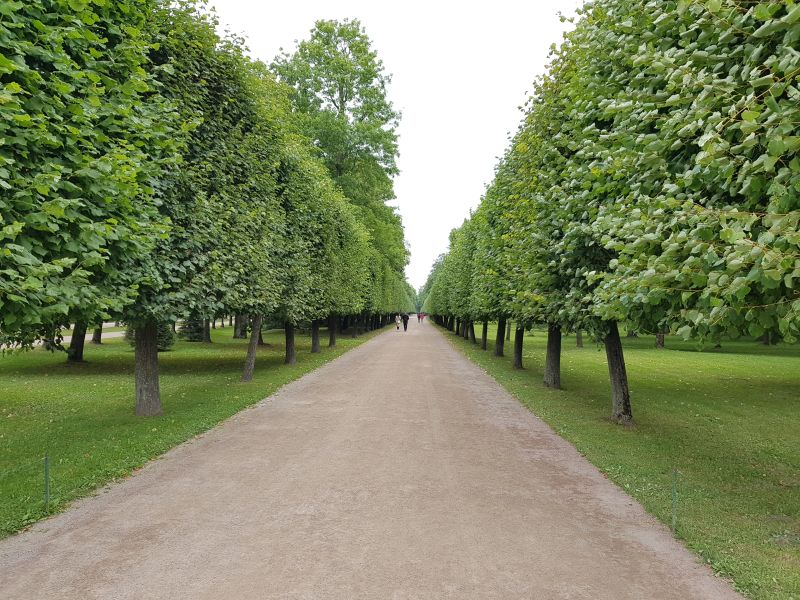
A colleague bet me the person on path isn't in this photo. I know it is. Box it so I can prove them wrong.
[417,313,421,323]
[401,313,410,332]
[395,314,401,331]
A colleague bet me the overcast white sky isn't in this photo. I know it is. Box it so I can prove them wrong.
[209,0,584,290]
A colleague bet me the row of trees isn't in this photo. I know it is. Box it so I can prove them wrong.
[422,0,800,424]
[1,2,413,414]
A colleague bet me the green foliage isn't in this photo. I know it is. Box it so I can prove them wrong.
[125,322,175,352]
[0,0,178,346]
[424,0,800,346]
[178,315,204,342]
[588,0,800,343]
[273,19,410,316]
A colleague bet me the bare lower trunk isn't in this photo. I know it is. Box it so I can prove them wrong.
[234,314,247,339]
[328,314,337,347]
[576,329,583,348]
[258,326,266,346]
[134,320,161,416]
[495,317,506,357]
[604,321,633,425]
[506,320,511,341]
[544,324,562,388]
[481,321,488,350]
[229,315,233,327]
[91,324,102,344]
[311,319,321,353]
[468,321,477,344]
[655,332,665,349]
[285,322,297,364]
[67,320,87,362]
[202,318,212,343]
[351,315,358,338]
[513,325,524,369]
[241,315,262,382]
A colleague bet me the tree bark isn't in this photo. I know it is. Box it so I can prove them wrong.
[513,325,525,369]
[258,326,266,346]
[67,320,88,362]
[91,323,103,344]
[134,320,161,416]
[494,317,506,357]
[468,321,477,344]
[481,321,488,350]
[328,314,337,347]
[202,318,212,343]
[576,329,583,348]
[311,319,321,353]
[544,324,562,389]
[604,321,633,425]
[229,315,233,327]
[285,322,297,364]
[241,315,262,382]
[506,320,511,341]
[655,332,665,349]
[351,315,358,338]
[234,314,247,339]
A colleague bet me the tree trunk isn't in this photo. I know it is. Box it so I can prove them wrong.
[506,320,511,341]
[351,315,358,338]
[311,319,321,353]
[91,323,103,344]
[481,321,488,350]
[604,321,633,425]
[513,325,525,369]
[576,329,583,348]
[258,326,266,346]
[67,320,88,362]
[544,324,562,389]
[328,314,337,347]
[241,315,262,382]
[211,318,216,329]
[494,317,506,357]
[655,332,665,349]
[229,315,233,327]
[468,321,477,344]
[234,314,247,339]
[285,322,297,365]
[202,318,212,343]
[134,320,161,416]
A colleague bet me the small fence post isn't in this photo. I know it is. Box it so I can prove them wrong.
[44,453,50,512]
[671,469,678,534]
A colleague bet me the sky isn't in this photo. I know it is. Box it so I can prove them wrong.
[209,0,584,290]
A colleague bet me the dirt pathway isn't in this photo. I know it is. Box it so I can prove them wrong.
[0,321,741,599]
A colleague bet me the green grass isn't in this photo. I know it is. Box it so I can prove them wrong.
[0,326,377,538]
[443,324,799,600]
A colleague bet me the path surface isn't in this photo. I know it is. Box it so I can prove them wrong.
[0,321,741,599]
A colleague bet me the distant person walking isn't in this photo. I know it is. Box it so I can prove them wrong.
[417,313,421,323]
[401,313,410,332]
[395,314,401,331]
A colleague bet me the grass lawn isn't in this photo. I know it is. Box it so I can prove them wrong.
[442,323,799,600]
[0,325,377,538]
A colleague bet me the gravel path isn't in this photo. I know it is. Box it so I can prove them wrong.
[0,320,741,599]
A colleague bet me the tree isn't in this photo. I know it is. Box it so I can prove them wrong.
[0,0,177,350]
[124,3,281,414]
[273,19,410,329]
